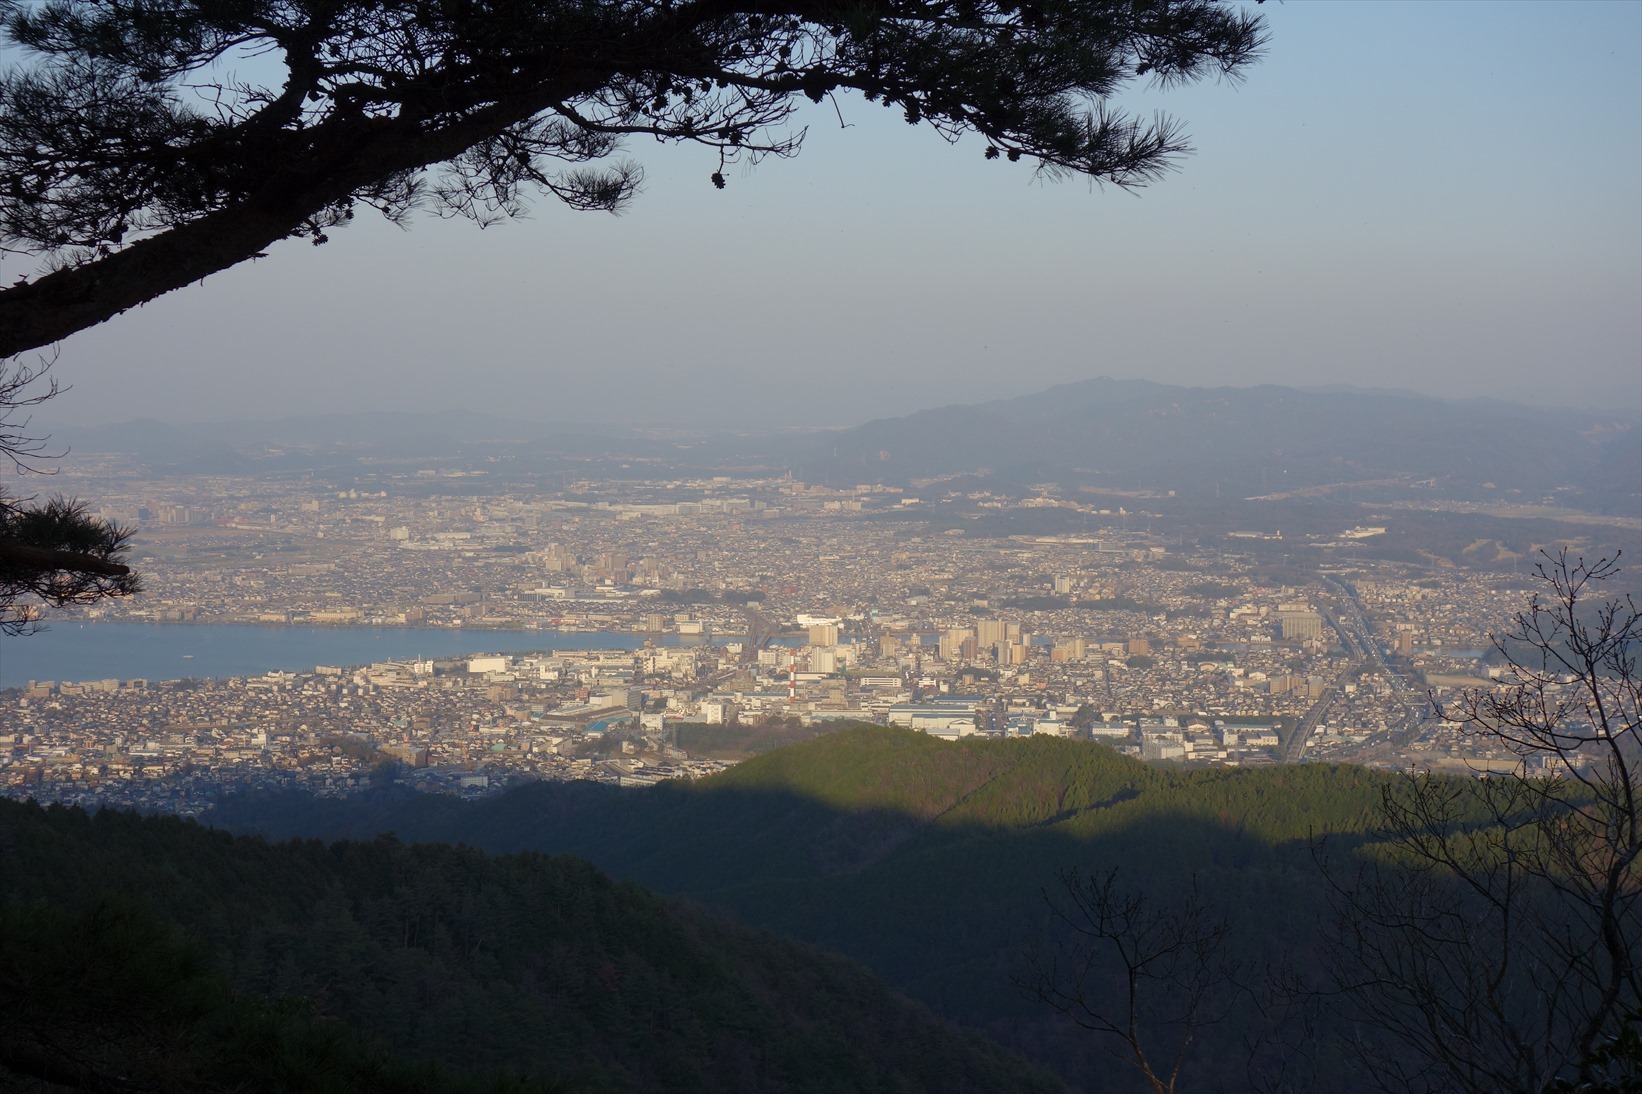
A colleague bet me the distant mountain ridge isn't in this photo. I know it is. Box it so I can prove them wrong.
[48,379,1641,513]
[53,408,836,476]
[61,409,625,461]
[798,377,1641,511]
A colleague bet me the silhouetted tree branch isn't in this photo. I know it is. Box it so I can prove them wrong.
[0,355,139,635]
[0,0,1266,355]
[1018,867,1240,1094]
[0,493,138,636]
[1324,551,1640,1094]
[0,1,1265,630]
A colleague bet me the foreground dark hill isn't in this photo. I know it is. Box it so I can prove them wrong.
[213,727,1394,1089]
[800,377,1641,511]
[0,797,1062,1094]
[0,896,555,1094]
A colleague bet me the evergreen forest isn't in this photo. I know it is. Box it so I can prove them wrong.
[8,723,1636,1091]
[0,790,1063,1092]
[208,728,1406,1090]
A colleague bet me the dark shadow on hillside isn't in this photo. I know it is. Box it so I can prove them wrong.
[1031,786,1142,831]
[203,730,1401,1094]
[0,798,1066,1094]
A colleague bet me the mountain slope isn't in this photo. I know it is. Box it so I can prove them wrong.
[801,377,1641,511]
[211,728,1395,1089]
[0,797,1063,1094]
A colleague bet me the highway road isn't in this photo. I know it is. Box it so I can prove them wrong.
[1283,577,1431,763]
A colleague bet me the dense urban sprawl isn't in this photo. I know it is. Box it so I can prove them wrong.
[3,461,1551,813]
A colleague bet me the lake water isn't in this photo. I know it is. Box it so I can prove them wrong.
[0,623,700,689]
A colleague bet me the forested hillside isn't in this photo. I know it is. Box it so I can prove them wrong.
[0,798,1063,1093]
[212,728,1399,1089]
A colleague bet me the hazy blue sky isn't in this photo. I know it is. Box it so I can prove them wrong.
[23,0,1642,430]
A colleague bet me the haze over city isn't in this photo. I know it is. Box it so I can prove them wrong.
[14,0,1641,433]
[3,0,1641,1089]
[3,0,1642,1084]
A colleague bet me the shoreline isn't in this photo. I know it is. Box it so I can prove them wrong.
[78,617,666,636]
[1,622,721,690]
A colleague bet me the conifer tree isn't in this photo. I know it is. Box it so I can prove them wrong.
[0,355,137,635]
[0,0,1267,356]
[0,0,1264,627]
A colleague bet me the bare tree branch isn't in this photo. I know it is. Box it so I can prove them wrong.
[1324,551,1640,1094]
[1017,867,1241,1094]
